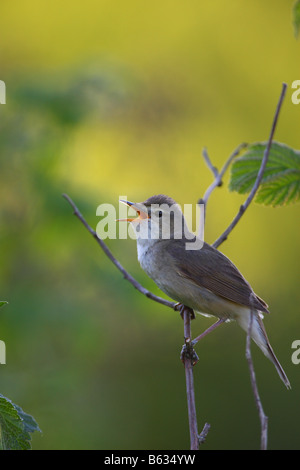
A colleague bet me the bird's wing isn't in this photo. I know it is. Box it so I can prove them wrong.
[167,240,269,313]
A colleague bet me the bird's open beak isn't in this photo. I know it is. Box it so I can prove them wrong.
[116,200,149,222]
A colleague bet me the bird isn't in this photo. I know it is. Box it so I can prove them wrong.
[119,194,290,389]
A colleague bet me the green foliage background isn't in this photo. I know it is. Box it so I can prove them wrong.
[0,0,299,449]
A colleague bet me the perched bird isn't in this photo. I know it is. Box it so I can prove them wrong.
[119,194,290,389]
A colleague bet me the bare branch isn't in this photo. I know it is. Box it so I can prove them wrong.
[198,143,248,234]
[62,193,175,310]
[181,306,212,449]
[181,308,201,450]
[212,83,287,249]
[246,296,268,450]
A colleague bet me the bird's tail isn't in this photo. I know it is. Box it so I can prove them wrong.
[237,311,291,389]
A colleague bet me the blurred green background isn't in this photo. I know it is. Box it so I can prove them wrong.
[0,0,299,450]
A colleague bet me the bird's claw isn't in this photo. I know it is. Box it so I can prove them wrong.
[180,341,199,366]
[174,303,195,320]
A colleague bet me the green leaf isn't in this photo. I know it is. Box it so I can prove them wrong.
[229,142,300,206]
[293,0,300,38]
[0,302,8,308]
[0,394,41,450]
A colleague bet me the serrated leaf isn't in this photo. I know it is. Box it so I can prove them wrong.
[0,394,41,450]
[14,404,42,435]
[293,0,300,38]
[229,142,300,206]
[256,173,300,206]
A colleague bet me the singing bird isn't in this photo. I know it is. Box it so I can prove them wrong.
[119,194,290,389]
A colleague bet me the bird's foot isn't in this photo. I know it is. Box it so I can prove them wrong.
[180,340,199,366]
[174,303,195,320]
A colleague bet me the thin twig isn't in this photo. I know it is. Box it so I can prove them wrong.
[198,422,211,445]
[246,296,268,450]
[182,307,212,449]
[212,83,287,249]
[182,308,200,450]
[62,193,176,310]
[202,147,219,179]
[199,143,247,233]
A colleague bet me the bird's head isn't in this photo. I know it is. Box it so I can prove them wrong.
[118,194,190,241]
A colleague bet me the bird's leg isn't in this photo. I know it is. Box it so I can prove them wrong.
[191,318,226,347]
[181,317,226,365]
[174,302,196,320]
